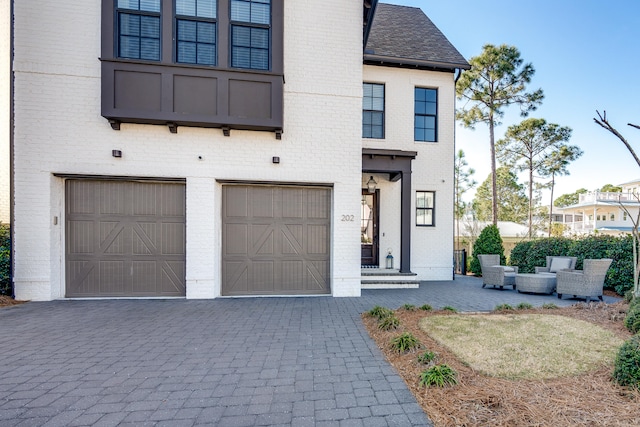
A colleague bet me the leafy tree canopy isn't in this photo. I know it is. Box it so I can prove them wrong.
[600,184,622,192]
[554,188,588,207]
[473,166,528,223]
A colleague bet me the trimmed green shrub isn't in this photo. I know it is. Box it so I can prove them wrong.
[401,304,416,311]
[0,223,10,296]
[419,364,458,387]
[613,335,640,389]
[624,305,640,334]
[516,302,533,310]
[419,304,433,311]
[470,225,506,276]
[390,332,421,353]
[509,237,573,274]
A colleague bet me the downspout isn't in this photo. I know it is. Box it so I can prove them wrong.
[452,68,462,279]
[9,0,14,298]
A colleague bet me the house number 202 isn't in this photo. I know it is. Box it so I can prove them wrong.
[341,215,355,222]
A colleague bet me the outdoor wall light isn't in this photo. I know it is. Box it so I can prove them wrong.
[366,176,377,193]
[112,150,122,158]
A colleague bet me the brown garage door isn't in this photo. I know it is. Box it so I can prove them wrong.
[222,185,331,296]
[65,179,186,297]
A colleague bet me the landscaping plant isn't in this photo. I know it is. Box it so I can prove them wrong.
[419,364,458,387]
[419,304,433,311]
[390,332,421,354]
[613,334,640,389]
[470,224,506,275]
[417,350,437,365]
[0,223,9,296]
[368,305,393,320]
[378,315,400,331]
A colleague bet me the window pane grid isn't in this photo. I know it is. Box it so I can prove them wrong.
[231,0,270,25]
[177,19,216,65]
[416,191,435,226]
[118,12,161,60]
[363,83,384,139]
[414,88,437,142]
[176,0,217,18]
[231,25,269,70]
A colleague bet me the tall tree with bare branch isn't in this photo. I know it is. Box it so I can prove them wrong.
[456,44,544,225]
[594,110,640,296]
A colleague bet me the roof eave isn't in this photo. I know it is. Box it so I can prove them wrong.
[363,54,470,71]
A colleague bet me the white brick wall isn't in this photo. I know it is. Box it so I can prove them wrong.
[363,65,456,280]
[12,0,364,300]
[0,0,9,224]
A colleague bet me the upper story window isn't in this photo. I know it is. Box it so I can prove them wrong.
[230,0,271,70]
[117,0,162,61]
[362,83,384,139]
[416,191,435,226]
[176,0,217,65]
[414,87,437,142]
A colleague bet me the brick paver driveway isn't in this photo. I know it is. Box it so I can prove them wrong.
[0,276,619,426]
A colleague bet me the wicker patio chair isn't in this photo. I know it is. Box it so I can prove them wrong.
[534,256,577,276]
[478,254,518,290]
[556,258,613,302]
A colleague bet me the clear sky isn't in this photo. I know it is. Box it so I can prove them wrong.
[383,0,640,203]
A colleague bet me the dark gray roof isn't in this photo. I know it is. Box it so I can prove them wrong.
[365,3,470,70]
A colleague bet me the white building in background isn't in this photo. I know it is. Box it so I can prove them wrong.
[552,179,640,235]
[8,0,468,301]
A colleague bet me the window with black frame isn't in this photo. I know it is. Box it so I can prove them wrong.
[362,83,384,139]
[176,0,217,65]
[416,191,435,226]
[414,87,437,142]
[116,0,162,61]
[230,0,271,70]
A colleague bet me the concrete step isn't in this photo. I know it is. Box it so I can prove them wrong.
[360,269,420,289]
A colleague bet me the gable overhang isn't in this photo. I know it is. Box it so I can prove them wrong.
[363,0,379,49]
[364,54,471,72]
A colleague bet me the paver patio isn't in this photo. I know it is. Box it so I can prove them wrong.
[0,275,620,426]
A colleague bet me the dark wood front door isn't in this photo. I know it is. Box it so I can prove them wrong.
[361,189,379,266]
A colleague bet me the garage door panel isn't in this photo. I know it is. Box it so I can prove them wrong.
[252,187,275,218]
[222,185,331,296]
[251,224,274,256]
[100,261,125,294]
[133,223,156,255]
[307,224,328,254]
[281,188,303,218]
[223,260,249,293]
[66,180,186,298]
[251,261,275,292]
[161,223,185,255]
[225,187,249,217]
[68,220,95,254]
[224,224,248,255]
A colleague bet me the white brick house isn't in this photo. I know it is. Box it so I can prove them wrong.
[8,0,468,300]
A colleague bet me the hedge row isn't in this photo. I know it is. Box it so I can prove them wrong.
[0,223,9,296]
[509,235,634,295]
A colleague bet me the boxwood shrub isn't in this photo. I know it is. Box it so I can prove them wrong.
[470,225,506,276]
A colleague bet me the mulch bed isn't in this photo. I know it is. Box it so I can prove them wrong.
[0,295,26,307]
[363,301,640,426]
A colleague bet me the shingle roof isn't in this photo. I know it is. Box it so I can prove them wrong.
[365,3,469,70]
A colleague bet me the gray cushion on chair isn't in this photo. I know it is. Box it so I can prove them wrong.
[549,257,572,272]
